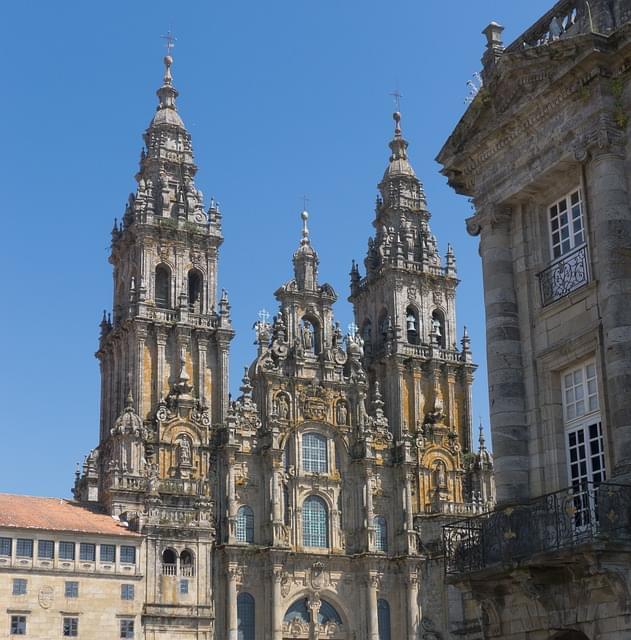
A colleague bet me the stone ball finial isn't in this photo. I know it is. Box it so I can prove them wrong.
[164,55,173,67]
[301,210,309,222]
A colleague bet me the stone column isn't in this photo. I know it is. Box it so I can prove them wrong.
[272,566,283,640]
[136,325,147,418]
[198,337,208,406]
[156,327,168,402]
[227,566,238,640]
[367,574,380,640]
[406,573,420,639]
[475,208,529,504]
[587,148,631,474]
[461,367,474,453]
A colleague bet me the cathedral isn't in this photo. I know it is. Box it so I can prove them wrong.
[0,51,493,640]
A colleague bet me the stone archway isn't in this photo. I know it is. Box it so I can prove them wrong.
[282,595,348,639]
[551,631,590,640]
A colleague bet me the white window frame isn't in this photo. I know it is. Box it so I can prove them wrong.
[548,188,585,261]
[561,360,605,488]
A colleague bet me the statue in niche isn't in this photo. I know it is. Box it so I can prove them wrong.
[433,460,447,489]
[302,321,314,351]
[332,322,342,348]
[177,436,192,467]
[276,394,290,420]
[336,402,348,426]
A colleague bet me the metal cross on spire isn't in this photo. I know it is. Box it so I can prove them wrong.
[389,88,403,112]
[258,308,270,324]
[161,31,176,56]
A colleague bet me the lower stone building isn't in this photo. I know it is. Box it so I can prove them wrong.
[0,494,143,640]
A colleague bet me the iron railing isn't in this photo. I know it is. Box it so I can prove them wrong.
[538,244,589,306]
[443,481,631,575]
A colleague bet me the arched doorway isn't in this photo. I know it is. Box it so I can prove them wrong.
[283,596,348,639]
[551,631,590,640]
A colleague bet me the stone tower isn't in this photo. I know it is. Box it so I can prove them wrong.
[75,53,233,639]
[349,112,490,516]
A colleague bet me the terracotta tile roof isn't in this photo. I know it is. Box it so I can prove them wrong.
[0,493,140,537]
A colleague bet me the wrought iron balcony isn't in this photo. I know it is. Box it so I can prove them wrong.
[443,481,631,576]
[538,244,589,306]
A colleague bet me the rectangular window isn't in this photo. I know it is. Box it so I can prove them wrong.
[100,544,116,563]
[59,541,75,560]
[302,433,328,473]
[10,615,26,635]
[79,543,95,562]
[63,617,78,637]
[12,578,27,595]
[0,537,11,556]
[121,584,135,600]
[120,619,135,639]
[15,539,33,558]
[179,579,189,595]
[65,581,79,598]
[562,361,604,483]
[119,545,136,564]
[549,188,585,259]
[38,539,54,559]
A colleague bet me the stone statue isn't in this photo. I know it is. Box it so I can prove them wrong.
[434,460,447,488]
[178,437,192,467]
[302,322,314,351]
[276,394,289,420]
[336,402,348,426]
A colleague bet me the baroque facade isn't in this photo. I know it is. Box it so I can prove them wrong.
[2,49,493,639]
[438,1,631,639]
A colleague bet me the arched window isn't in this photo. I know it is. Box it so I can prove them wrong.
[155,264,171,309]
[237,593,255,640]
[406,306,420,345]
[303,433,327,473]
[180,549,195,576]
[377,599,391,640]
[162,548,177,575]
[303,496,329,548]
[378,309,389,347]
[362,320,373,354]
[236,506,254,543]
[284,598,310,623]
[374,516,388,552]
[188,269,203,313]
[431,310,446,348]
[318,600,342,625]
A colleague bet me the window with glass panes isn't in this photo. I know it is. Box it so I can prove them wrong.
[373,516,388,552]
[236,506,254,543]
[59,541,75,560]
[562,360,605,526]
[63,617,78,637]
[16,539,33,557]
[237,593,255,640]
[79,543,95,561]
[302,495,328,547]
[179,579,189,594]
[121,584,134,600]
[120,545,136,564]
[377,599,391,640]
[38,540,54,559]
[120,619,134,639]
[0,537,11,556]
[10,615,26,635]
[100,544,115,562]
[12,579,27,595]
[65,581,79,598]
[549,189,585,259]
[302,433,327,473]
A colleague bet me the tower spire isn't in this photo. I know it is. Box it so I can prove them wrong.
[293,208,319,291]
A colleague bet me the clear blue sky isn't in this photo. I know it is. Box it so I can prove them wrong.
[0,1,551,498]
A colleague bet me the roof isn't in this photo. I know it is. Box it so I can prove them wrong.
[0,493,140,538]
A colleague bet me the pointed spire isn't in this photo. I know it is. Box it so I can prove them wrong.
[293,208,319,291]
[384,110,414,178]
[478,421,486,452]
[154,54,183,126]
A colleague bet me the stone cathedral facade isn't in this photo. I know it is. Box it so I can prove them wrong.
[0,53,493,640]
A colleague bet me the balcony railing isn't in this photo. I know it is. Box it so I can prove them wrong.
[538,244,589,306]
[443,481,631,576]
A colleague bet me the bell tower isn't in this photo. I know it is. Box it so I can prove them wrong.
[75,52,233,639]
[349,112,491,515]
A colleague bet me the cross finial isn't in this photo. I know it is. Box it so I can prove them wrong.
[389,88,403,112]
[161,30,176,56]
[302,194,310,212]
[348,322,358,336]
[258,308,270,324]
